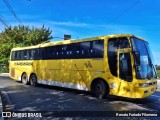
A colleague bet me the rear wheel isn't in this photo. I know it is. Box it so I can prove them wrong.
[93,80,108,99]
[30,74,37,86]
[21,73,28,85]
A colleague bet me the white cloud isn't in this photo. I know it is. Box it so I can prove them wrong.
[0,19,144,34]
[47,21,89,27]
[42,20,145,37]
[44,20,142,30]
[19,15,41,20]
[0,20,145,41]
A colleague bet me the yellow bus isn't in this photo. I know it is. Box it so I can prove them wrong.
[9,34,157,99]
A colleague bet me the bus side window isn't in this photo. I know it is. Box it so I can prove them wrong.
[16,51,21,60]
[41,48,45,59]
[28,48,39,60]
[65,44,72,58]
[36,49,40,59]
[11,51,15,61]
[118,37,130,48]
[61,45,66,58]
[49,46,54,59]
[30,50,35,60]
[14,51,18,60]
[72,43,80,58]
[65,42,81,59]
[52,47,56,59]
[20,51,24,60]
[24,50,29,60]
[80,42,91,58]
[108,38,118,77]
[93,40,104,58]
[19,50,28,60]
[55,46,62,59]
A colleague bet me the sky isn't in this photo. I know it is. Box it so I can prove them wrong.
[0,0,160,65]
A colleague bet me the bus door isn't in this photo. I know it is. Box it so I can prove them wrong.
[117,48,134,98]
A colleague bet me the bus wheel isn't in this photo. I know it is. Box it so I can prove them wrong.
[93,80,107,99]
[30,74,37,86]
[21,73,28,85]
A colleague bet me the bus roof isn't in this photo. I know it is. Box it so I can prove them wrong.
[11,34,144,51]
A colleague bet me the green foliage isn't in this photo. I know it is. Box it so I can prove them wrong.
[155,65,160,70]
[156,70,160,78]
[0,25,52,65]
[0,64,9,73]
[1,67,9,73]
[155,65,160,78]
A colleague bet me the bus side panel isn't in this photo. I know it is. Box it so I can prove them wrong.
[37,60,60,81]
[70,59,91,90]
[69,59,104,90]
[35,60,44,80]
[60,60,72,83]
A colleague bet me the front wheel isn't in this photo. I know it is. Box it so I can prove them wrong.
[30,74,37,86]
[93,80,108,99]
[21,73,28,85]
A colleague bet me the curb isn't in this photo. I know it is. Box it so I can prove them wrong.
[0,92,4,120]
[0,73,9,77]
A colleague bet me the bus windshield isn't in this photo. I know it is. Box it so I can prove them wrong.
[131,37,157,79]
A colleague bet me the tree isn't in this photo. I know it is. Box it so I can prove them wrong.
[0,25,52,65]
[155,65,160,70]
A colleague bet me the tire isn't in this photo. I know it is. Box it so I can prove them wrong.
[93,80,107,99]
[21,73,28,85]
[30,74,37,86]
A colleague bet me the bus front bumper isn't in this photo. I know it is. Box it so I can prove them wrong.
[135,85,157,98]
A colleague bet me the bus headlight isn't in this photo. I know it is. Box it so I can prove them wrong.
[139,83,149,87]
